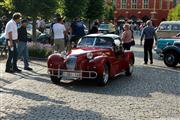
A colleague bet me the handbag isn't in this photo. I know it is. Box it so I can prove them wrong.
[130,40,135,46]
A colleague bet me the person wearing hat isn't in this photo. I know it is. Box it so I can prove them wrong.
[17,19,33,71]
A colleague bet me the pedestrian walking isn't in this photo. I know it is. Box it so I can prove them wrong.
[5,12,22,73]
[17,19,33,71]
[109,20,116,34]
[70,18,86,46]
[121,24,133,50]
[89,21,99,34]
[53,17,66,53]
[140,20,157,64]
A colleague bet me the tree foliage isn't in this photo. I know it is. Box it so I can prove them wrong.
[86,0,104,20]
[12,0,58,18]
[104,0,114,20]
[168,4,180,21]
[64,0,88,20]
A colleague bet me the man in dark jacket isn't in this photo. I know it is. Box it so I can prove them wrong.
[18,19,32,71]
[70,18,86,45]
[140,20,157,64]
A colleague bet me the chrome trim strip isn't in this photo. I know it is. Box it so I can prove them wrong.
[48,68,97,79]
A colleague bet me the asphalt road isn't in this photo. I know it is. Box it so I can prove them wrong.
[0,36,180,120]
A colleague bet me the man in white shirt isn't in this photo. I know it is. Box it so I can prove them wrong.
[53,17,66,53]
[5,12,22,73]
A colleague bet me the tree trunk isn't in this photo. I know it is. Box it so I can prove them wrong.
[32,16,37,41]
[88,19,91,31]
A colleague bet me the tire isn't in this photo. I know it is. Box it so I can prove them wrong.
[163,52,178,67]
[50,76,61,84]
[97,64,109,86]
[125,58,134,76]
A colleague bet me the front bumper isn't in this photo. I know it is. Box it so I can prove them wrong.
[48,68,97,80]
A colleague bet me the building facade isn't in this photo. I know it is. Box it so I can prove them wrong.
[114,0,176,26]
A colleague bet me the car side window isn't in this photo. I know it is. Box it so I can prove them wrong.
[159,24,171,31]
[172,24,180,31]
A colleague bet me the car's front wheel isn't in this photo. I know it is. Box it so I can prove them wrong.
[163,52,178,67]
[97,64,109,86]
[51,76,61,84]
[125,58,134,76]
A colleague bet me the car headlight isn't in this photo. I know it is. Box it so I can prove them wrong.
[87,52,93,60]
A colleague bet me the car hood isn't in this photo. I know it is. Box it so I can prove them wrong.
[68,47,111,56]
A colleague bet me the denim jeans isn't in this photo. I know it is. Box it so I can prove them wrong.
[18,42,29,69]
[6,41,18,71]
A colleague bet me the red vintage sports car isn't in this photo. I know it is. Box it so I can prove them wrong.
[47,34,135,86]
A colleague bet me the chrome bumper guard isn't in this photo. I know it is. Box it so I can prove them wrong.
[154,47,162,54]
[48,68,97,79]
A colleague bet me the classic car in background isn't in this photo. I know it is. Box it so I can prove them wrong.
[154,33,180,56]
[0,30,50,45]
[156,21,180,39]
[162,40,180,67]
[0,33,6,46]
[0,33,7,55]
[98,23,110,34]
[48,34,135,86]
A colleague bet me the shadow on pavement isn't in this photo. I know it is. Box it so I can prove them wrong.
[1,87,65,104]
[1,104,114,120]
[58,65,180,97]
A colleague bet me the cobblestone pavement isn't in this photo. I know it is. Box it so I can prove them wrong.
[0,36,180,120]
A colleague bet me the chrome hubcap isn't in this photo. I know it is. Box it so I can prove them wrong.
[166,54,175,65]
[129,64,134,73]
[103,66,109,83]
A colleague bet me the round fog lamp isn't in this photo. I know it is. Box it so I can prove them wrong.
[87,52,93,59]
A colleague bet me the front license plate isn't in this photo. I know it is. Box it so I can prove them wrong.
[63,72,82,78]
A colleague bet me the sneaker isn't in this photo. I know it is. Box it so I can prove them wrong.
[24,67,33,71]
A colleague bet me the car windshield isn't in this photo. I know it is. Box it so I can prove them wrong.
[99,24,109,29]
[77,37,113,48]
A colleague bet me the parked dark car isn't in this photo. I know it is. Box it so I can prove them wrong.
[98,23,110,34]
[0,33,6,46]
[154,33,180,56]
[0,30,50,44]
[162,40,180,67]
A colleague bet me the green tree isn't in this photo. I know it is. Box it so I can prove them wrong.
[11,0,59,40]
[86,0,104,29]
[0,0,14,17]
[86,0,104,20]
[104,0,114,20]
[64,0,88,20]
[168,4,180,21]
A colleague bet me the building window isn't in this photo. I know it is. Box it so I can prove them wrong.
[167,0,170,9]
[143,0,149,8]
[160,0,162,9]
[131,0,137,8]
[121,0,126,8]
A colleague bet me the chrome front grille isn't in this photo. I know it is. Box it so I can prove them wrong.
[66,56,77,70]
